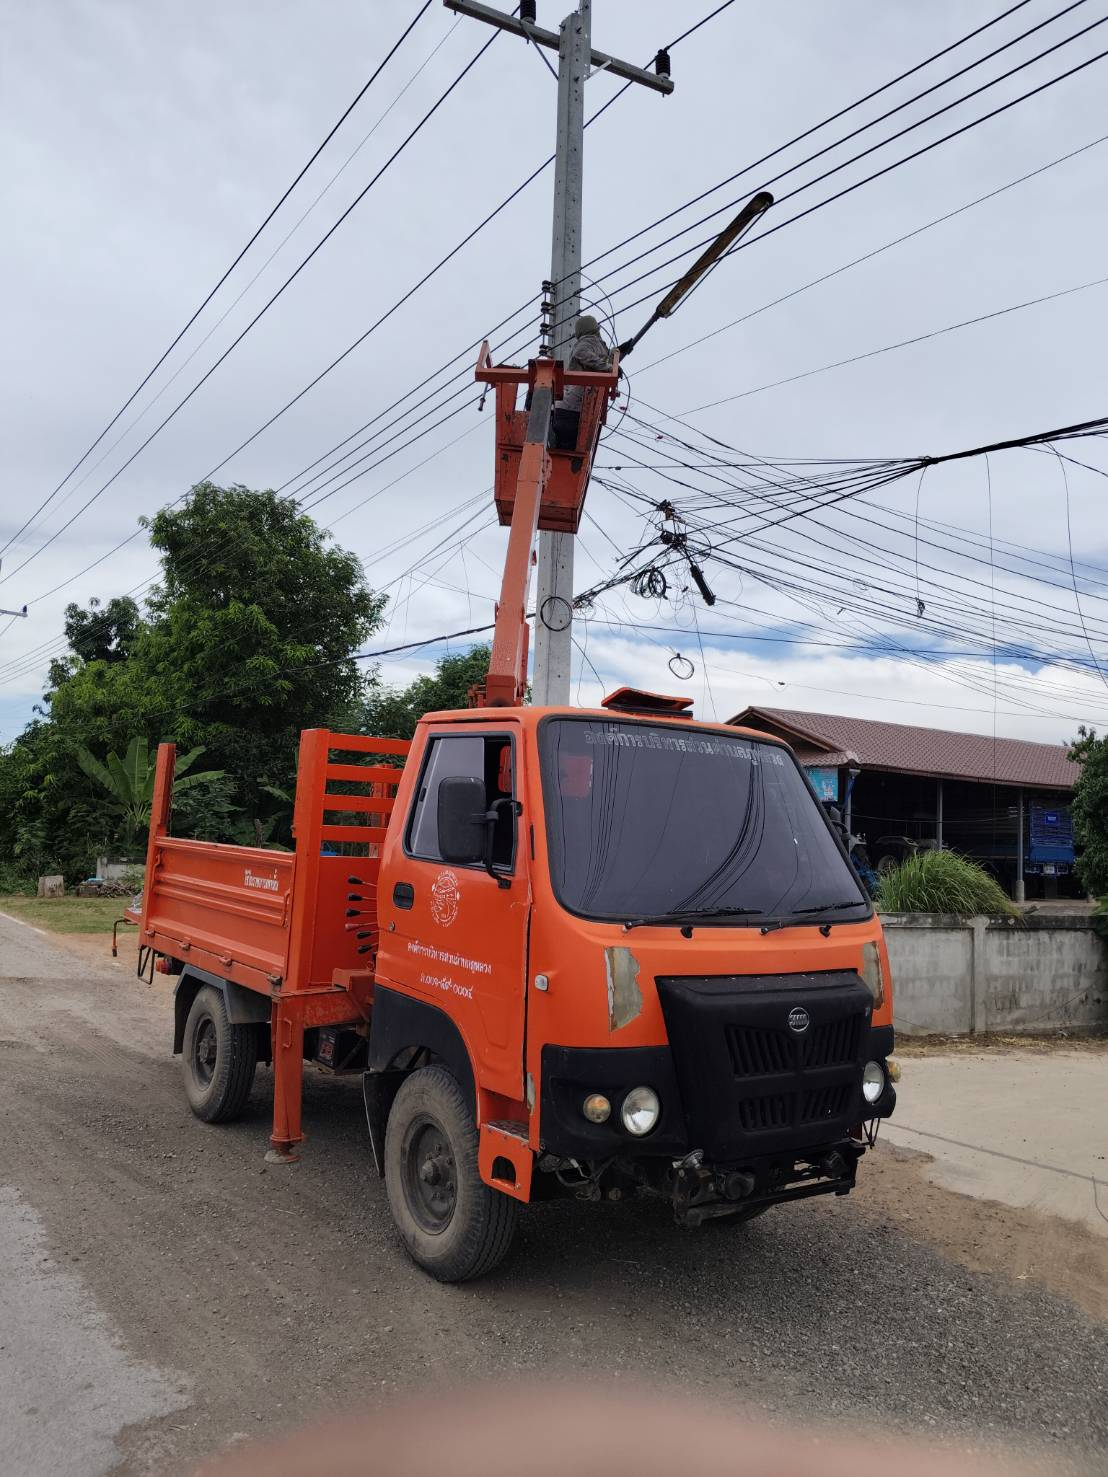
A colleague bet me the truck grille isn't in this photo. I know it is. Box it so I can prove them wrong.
[727,1013,863,1077]
[657,971,873,1160]
[736,1081,854,1133]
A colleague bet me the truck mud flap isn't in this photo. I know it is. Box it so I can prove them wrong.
[362,1070,407,1177]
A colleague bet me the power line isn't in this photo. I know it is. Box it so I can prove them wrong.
[577,0,1092,321]
[0,0,746,666]
[0,0,435,563]
[589,421,1108,715]
[575,398,1108,671]
[279,30,1108,513]
[571,0,1041,293]
[29,11,470,542]
[584,470,1105,727]
[4,5,1105,700]
[633,129,1108,377]
[575,25,1108,337]
[0,18,503,588]
[277,3,1062,506]
[615,404,1108,647]
[682,277,1108,415]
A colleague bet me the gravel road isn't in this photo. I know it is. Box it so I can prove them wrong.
[0,912,1105,1475]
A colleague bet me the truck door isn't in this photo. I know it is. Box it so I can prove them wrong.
[379,725,530,1101]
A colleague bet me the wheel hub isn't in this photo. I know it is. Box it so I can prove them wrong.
[404,1118,457,1234]
[194,1017,217,1085]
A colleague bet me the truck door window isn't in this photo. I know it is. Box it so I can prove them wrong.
[407,734,517,870]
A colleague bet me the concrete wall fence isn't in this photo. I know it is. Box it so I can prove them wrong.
[883,913,1108,1037]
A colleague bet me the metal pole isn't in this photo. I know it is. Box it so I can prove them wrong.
[936,777,943,848]
[532,1,589,706]
[1015,787,1025,902]
[845,766,860,839]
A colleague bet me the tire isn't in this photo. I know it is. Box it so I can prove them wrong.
[702,1204,771,1231]
[384,1065,517,1283]
[182,984,258,1123]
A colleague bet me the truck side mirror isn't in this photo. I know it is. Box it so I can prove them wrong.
[436,776,487,864]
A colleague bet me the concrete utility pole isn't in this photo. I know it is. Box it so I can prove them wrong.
[444,0,673,704]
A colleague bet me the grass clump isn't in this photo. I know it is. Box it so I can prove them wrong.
[876,849,1019,918]
[0,895,127,934]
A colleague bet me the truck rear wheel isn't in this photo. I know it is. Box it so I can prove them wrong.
[384,1065,517,1283]
[182,985,258,1123]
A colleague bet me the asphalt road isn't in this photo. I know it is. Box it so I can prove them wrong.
[1,913,1105,1475]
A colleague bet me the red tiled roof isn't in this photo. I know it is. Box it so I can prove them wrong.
[729,706,1079,791]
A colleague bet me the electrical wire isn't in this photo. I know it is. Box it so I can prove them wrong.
[681,277,1108,416]
[557,24,1108,340]
[28,11,469,541]
[0,19,504,588]
[0,0,744,671]
[0,0,435,562]
[569,0,1095,325]
[633,129,1108,378]
[5,2,1102,704]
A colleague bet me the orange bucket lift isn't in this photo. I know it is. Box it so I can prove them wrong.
[468,342,619,709]
[474,341,621,534]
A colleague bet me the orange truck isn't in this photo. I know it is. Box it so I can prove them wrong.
[130,344,897,1281]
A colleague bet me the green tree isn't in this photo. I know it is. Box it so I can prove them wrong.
[0,718,115,882]
[1069,727,1104,894]
[139,482,385,812]
[363,645,491,738]
[76,737,223,842]
[0,482,385,877]
[46,596,142,692]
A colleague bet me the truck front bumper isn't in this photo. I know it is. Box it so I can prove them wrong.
[538,979,896,1221]
[539,1042,893,1223]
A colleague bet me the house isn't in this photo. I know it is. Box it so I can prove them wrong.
[729,706,1080,899]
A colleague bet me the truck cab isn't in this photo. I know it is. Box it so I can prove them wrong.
[364,691,896,1276]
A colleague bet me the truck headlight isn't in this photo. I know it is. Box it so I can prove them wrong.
[862,1061,885,1104]
[582,1093,611,1124]
[621,1086,660,1136]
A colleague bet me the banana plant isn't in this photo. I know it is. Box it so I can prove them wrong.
[76,737,224,839]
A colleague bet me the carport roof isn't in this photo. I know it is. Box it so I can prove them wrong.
[729,706,1079,791]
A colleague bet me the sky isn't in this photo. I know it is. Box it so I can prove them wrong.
[3,0,1108,750]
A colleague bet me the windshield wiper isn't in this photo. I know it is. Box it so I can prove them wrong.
[623,907,760,932]
[792,900,867,915]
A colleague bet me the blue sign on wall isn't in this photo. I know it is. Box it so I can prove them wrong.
[807,766,840,802]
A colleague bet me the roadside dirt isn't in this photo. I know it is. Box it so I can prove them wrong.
[896,1033,1108,1056]
[860,1140,1108,1324]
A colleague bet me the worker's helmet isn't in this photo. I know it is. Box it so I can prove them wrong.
[575,314,600,337]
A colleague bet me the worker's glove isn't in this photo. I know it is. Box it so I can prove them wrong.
[617,340,634,359]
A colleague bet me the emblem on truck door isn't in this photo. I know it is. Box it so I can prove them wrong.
[787,1006,810,1034]
[430,869,460,927]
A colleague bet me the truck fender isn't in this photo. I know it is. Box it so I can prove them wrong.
[172,965,273,1055]
[362,987,477,1176]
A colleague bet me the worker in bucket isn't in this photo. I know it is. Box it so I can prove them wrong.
[551,313,611,449]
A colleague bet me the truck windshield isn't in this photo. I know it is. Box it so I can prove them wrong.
[539,718,869,925]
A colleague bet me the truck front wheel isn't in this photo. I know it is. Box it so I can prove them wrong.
[384,1065,517,1282]
[182,984,258,1123]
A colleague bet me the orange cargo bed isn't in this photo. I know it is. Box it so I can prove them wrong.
[137,728,410,1153]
